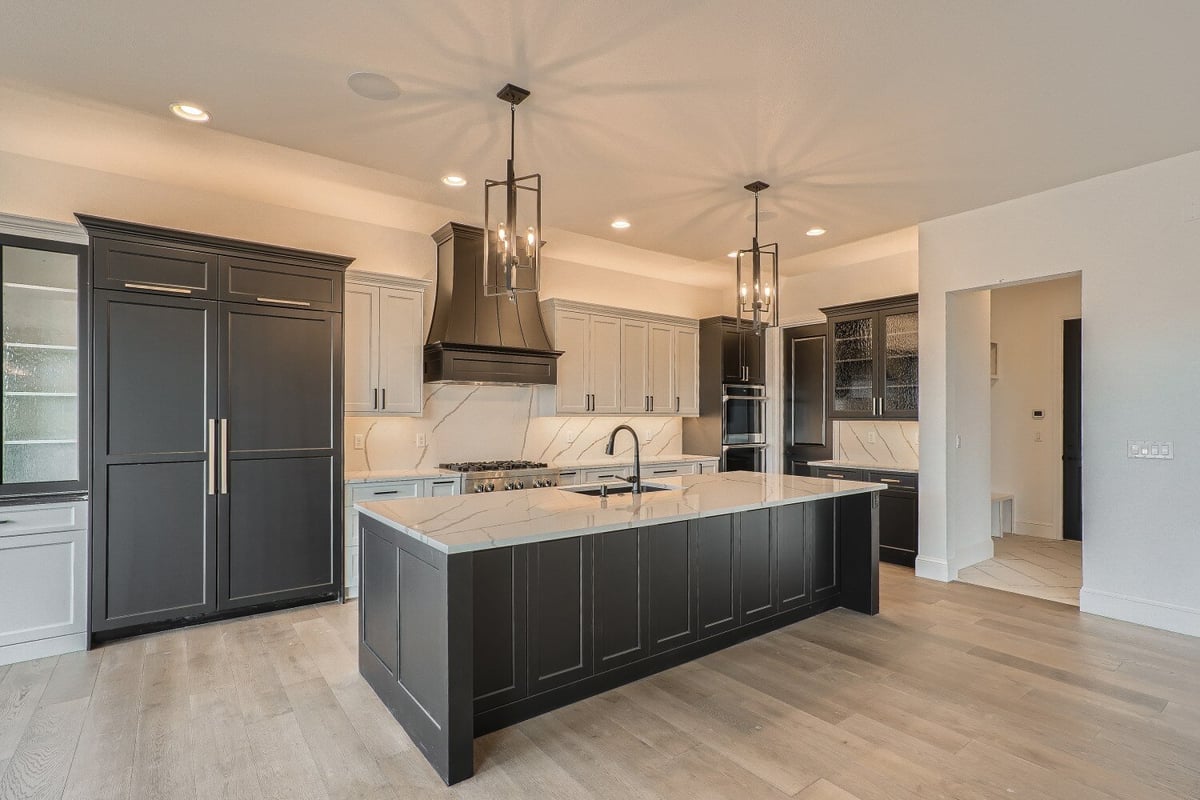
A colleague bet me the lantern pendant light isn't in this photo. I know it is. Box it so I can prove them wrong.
[483,83,542,300]
[735,181,779,332]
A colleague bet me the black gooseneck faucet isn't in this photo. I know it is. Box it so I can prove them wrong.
[604,424,641,494]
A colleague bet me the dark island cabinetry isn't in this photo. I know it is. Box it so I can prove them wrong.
[358,490,879,785]
[811,465,917,567]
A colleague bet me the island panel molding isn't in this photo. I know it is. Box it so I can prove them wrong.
[356,472,882,784]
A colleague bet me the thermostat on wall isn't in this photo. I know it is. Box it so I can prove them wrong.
[1032,409,1045,419]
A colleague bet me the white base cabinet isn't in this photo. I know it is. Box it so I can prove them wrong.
[0,500,88,666]
[342,476,460,598]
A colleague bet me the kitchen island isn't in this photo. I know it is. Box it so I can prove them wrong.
[355,471,883,784]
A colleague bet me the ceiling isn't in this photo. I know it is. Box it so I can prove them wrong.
[4,1,1200,270]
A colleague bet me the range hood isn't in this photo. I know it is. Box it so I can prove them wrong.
[424,222,561,384]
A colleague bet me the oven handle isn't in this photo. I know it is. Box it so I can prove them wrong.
[721,395,769,402]
[721,443,768,450]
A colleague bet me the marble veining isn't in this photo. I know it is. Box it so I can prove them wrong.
[833,420,919,471]
[356,471,884,554]
[345,384,684,473]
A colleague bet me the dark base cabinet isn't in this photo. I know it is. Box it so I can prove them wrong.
[358,492,880,786]
[810,465,918,567]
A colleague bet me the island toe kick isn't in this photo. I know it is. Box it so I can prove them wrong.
[356,481,880,785]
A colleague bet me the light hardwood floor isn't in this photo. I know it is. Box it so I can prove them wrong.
[957,535,1082,606]
[2,565,1198,799]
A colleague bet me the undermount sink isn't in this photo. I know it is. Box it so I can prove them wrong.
[562,482,674,497]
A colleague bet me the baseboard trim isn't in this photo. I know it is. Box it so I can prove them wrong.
[1016,520,1059,539]
[915,555,950,582]
[1080,588,1200,638]
[0,632,87,667]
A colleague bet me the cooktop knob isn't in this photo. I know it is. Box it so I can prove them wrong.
[474,484,485,493]
[484,482,495,492]
[515,480,525,489]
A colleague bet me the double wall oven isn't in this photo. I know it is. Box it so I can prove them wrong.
[721,383,766,471]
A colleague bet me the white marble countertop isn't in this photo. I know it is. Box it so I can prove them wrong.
[344,468,461,484]
[807,459,919,474]
[356,471,884,554]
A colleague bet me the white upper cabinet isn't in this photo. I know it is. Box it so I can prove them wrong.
[647,322,674,414]
[541,300,699,417]
[620,318,650,413]
[672,325,700,415]
[344,273,429,415]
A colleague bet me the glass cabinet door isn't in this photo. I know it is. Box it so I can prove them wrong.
[832,316,874,415]
[882,310,918,415]
[2,241,84,490]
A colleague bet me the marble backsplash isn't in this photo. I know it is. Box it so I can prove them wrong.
[832,420,920,469]
[345,384,684,472]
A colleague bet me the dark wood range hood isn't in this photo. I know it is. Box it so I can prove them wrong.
[424,222,561,384]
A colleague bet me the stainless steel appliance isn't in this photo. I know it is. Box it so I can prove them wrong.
[721,443,766,472]
[722,383,766,444]
[440,460,562,493]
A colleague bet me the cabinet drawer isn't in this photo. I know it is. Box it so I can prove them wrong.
[868,471,918,491]
[220,256,343,312]
[93,237,218,298]
[557,470,581,486]
[582,466,628,483]
[349,480,423,505]
[425,477,460,497]
[811,466,864,482]
[641,463,696,478]
[0,501,86,537]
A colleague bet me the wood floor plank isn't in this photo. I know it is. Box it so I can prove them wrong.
[38,649,102,708]
[0,696,88,800]
[129,646,196,799]
[0,657,55,762]
[189,687,267,800]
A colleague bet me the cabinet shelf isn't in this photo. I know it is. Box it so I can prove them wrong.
[2,282,77,295]
[4,392,78,398]
[3,439,78,445]
[3,342,78,351]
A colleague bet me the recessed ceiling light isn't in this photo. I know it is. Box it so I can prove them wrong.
[347,72,402,101]
[806,227,827,237]
[727,251,738,258]
[441,175,467,187]
[169,102,209,123]
[611,219,631,229]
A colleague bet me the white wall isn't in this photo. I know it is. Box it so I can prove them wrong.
[990,276,1082,539]
[919,149,1200,637]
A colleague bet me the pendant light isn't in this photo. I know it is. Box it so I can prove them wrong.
[484,83,542,300]
[735,181,779,332]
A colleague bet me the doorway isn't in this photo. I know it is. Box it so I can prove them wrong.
[782,323,831,474]
[1063,318,1082,541]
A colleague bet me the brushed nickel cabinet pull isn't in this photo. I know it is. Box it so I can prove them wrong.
[207,419,217,496]
[256,297,311,306]
[826,473,845,479]
[880,478,901,484]
[124,282,192,294]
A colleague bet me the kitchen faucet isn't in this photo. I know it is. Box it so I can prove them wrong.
[604,424,642,494]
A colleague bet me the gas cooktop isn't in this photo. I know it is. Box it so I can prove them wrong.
[439,460,549,473]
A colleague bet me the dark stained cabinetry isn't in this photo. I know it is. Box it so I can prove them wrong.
[527,537,594,693]
[647,520,697,654]
[82,216,351,639]
[737,509,776,623]
[593,529,651,671]
[811,465,917,568]
[717,322,766,385]
[821,295,918,420]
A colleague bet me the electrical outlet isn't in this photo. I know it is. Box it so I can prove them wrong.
[415,433,427,448]
[353,434,365,450]
[867,430,877,444]
[1034,431,1042,443]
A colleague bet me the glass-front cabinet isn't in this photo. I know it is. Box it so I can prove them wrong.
[0,234,88,496]
[823,295,918,420]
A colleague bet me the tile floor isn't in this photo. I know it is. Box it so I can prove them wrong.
[957,534,1082,606]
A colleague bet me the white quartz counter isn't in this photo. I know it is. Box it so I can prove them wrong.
[356,471,884,554]
[344,468,461,484]
[551,454,718,470]
[807,459,918,474]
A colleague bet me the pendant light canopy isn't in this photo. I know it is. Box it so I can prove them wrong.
[735,181,779,332]
[484,83,541,300]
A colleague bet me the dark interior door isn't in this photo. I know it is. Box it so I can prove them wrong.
[219,303,341,608]
[91,291,218,630]
[783,323,831,474]
[1063,318,1082,541]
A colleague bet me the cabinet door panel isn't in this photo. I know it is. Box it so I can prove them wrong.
[473,546,528,711]
[379,288,422,413]
[344,284,378,412]
[881,309,919,419]
[738,509,775,623]
[672,326,699,415]
[223,456,336,606]
[720,330,743,384]
[594,529,650,672]
[552,310,589,414]
[220,256,342,312]
[878,490,918,567]
[830,315,876,417]
[648,521,696,654]
[0,525,86,647]
[92,238,217,298]
[91,292,218,631]
[810,498,839,601]
[742,330,766,384]
[589,315,623,414]
[647,323,674,414]
[696,515,737,637]
[777,504,811,611]
[528,537,593,693]
[620,319,649,413]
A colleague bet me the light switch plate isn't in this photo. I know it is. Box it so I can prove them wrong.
[867,430,877,444]
[353,433,365,450]
[415,433,427,447]
[1128,440,1174,459]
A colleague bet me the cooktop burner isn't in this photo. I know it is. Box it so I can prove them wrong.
[439,460,549,473]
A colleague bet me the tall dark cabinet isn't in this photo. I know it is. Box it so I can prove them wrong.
[80,216,351,639]
[821,295,918,420]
